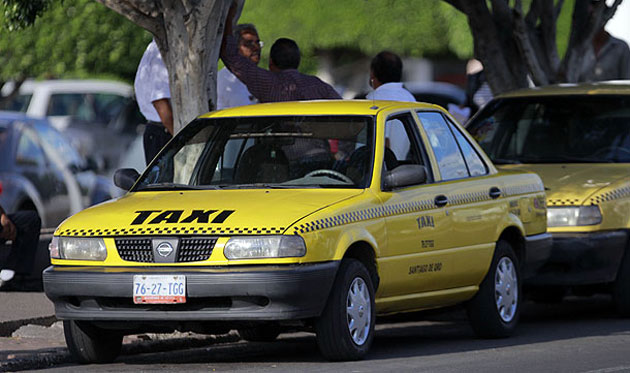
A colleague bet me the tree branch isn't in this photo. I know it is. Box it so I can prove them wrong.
[442,0,466,13]
[95,0,163,40]
[539,0,560,75]
[513,0,548,85]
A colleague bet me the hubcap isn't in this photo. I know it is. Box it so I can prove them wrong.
[495,257,518,322]
[346,277,371,345]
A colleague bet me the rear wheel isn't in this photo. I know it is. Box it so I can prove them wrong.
[64,320,122,364]
[237,324,281,342]
[467,240,521,338]
[315,259,375,361]
[613,249,630,317]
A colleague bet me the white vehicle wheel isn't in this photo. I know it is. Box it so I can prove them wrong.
[467,240,521,338]
[316,259,375,361]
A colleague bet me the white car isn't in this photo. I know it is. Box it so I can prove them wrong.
[1,79,144,172]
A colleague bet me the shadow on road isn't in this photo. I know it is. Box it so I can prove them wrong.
[96,295,630,367]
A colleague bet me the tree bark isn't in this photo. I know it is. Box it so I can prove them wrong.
[444,0,623,94]
[95,0,244,132]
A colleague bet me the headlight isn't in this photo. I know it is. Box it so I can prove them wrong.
[547,206,602,227]
[49,236,107,261]
[224,236,306,259]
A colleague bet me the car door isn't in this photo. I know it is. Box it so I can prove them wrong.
[414,111,501,285]
[14,123,70,226]
[376,112,455,303]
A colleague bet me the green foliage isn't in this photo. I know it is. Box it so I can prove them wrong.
[239,0,473,72]
[0,0,151,82]
[2,0,52,31]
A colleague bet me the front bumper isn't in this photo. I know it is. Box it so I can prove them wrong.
[522,232,553,279]
[527,230,629,286]
[43,261,339,321]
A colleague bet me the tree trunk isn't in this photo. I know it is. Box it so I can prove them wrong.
[95,0,244,132]
[443,0,623,94]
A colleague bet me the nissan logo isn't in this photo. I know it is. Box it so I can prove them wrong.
[156,242,174,257]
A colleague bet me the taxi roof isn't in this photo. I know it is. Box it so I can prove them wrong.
[200,99,442,118]
[498,80,630,99]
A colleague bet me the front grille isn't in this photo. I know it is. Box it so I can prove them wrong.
[116,238,153,263]
[115,237,217,263]
[177,237,217,262]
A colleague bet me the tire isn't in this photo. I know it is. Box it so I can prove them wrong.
[467,240,521,338]
[64,320,123,364]
[237,324,281,342]
[315,259,375,361]
[613,249,630,317]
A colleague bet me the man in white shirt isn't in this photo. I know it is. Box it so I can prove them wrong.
[217,24,261,109]
[366,51,416,160]
[134,40,173,165]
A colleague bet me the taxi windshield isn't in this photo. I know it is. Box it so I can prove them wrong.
[135,115,375,190]
[467,95,630,164]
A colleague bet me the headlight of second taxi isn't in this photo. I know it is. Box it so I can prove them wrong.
[547,206,602,227]
[49,236,107,261]
[224,236,306,259]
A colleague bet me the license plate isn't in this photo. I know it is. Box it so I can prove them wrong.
[133,275,186,304]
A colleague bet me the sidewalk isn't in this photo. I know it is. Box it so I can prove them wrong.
[0,292,69,371]
[0,291,242,372]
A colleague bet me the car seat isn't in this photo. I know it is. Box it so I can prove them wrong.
[234,142,289,184]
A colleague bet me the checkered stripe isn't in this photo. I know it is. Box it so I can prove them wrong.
[58,226,286,237]
[589,184,630,205]
[447,190,491,206]
[547,198,581,206]
[503,183,545,197]
[293,198,435,234]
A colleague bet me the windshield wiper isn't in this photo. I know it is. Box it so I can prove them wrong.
[135,183,210,191]
[492,158,521,164]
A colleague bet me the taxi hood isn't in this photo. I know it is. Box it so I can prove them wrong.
[497,164,629,206]
[55,189,364,236]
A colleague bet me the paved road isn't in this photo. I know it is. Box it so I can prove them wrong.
[28,296,630,373]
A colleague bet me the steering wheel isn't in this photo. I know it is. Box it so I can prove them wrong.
[591,146,630,159]
[304,169,354,184]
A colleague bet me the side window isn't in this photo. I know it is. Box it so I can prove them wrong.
[416,111,468,180]
[383,113,429,185]
[93,94,128,124]
[34,121,85,170]
[447,119,488,177]
[16,127,46,167]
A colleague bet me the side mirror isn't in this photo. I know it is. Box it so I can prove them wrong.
[383,165,427,191]
[114,168,140,191]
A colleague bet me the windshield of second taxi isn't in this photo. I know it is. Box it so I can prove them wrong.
[467,95,630,164]
[135,115,374,190]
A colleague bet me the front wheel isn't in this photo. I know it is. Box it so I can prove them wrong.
[467,240,521,338]
[315,259,375,361]
[64,320,122,364]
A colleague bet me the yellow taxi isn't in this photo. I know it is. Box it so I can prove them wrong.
[43,100,550,363]
[466,82,630,312]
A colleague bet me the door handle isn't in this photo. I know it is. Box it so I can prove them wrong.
[434,195,448,208]
[489,187,502,199]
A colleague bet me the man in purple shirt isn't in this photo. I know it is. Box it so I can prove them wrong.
[221,6,340,102]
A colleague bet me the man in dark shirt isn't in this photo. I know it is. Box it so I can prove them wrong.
[1,204,41,289]
[221,6,340,102]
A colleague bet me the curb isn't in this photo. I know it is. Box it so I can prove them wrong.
[0,316,57,338]
[0,331,241,372]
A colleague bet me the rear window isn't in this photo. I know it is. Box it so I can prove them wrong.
[0,94,32,112]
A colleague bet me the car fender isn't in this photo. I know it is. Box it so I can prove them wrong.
[0,173,46,227]
[333,225,381,262]
[495,212,526,243]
